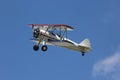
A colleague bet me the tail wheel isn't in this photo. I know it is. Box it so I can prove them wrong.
[82,52,85,56]
[41,45,47,51]
[33,45,39,51]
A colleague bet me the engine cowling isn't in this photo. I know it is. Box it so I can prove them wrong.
[33,28,40,38]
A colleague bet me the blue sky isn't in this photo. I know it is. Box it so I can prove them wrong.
[0,0,120,80]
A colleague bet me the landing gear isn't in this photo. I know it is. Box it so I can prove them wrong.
[41,45,47,51]
[33,45,39,51]
[33,45,48,51]
[82,52,85,56]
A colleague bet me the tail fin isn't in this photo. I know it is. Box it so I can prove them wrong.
[79,39,91,52]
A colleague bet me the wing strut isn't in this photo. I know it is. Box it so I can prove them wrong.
[59,27,68,41]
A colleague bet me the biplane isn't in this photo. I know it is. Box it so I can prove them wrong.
[28,24,91,56]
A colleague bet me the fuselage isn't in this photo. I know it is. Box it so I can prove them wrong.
[38,29,78,47]
[32,28,91,53]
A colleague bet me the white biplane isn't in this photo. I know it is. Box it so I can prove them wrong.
[28,24,91,56]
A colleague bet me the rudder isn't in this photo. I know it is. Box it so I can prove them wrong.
[79,38,91,52]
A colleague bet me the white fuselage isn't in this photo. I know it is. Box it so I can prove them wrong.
[32,29,91,53]
[39,29,78,47]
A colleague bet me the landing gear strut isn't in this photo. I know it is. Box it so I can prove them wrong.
[41,45,47,51]
[33,45,39,51]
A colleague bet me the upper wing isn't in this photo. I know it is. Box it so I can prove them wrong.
[28,24,74,31]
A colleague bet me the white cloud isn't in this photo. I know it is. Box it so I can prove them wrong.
[92,51,120,80]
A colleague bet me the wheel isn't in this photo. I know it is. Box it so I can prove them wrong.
[82,53,85,56]
[33,45,39,51]
[82,52,85,56]
[41,45,47,51]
